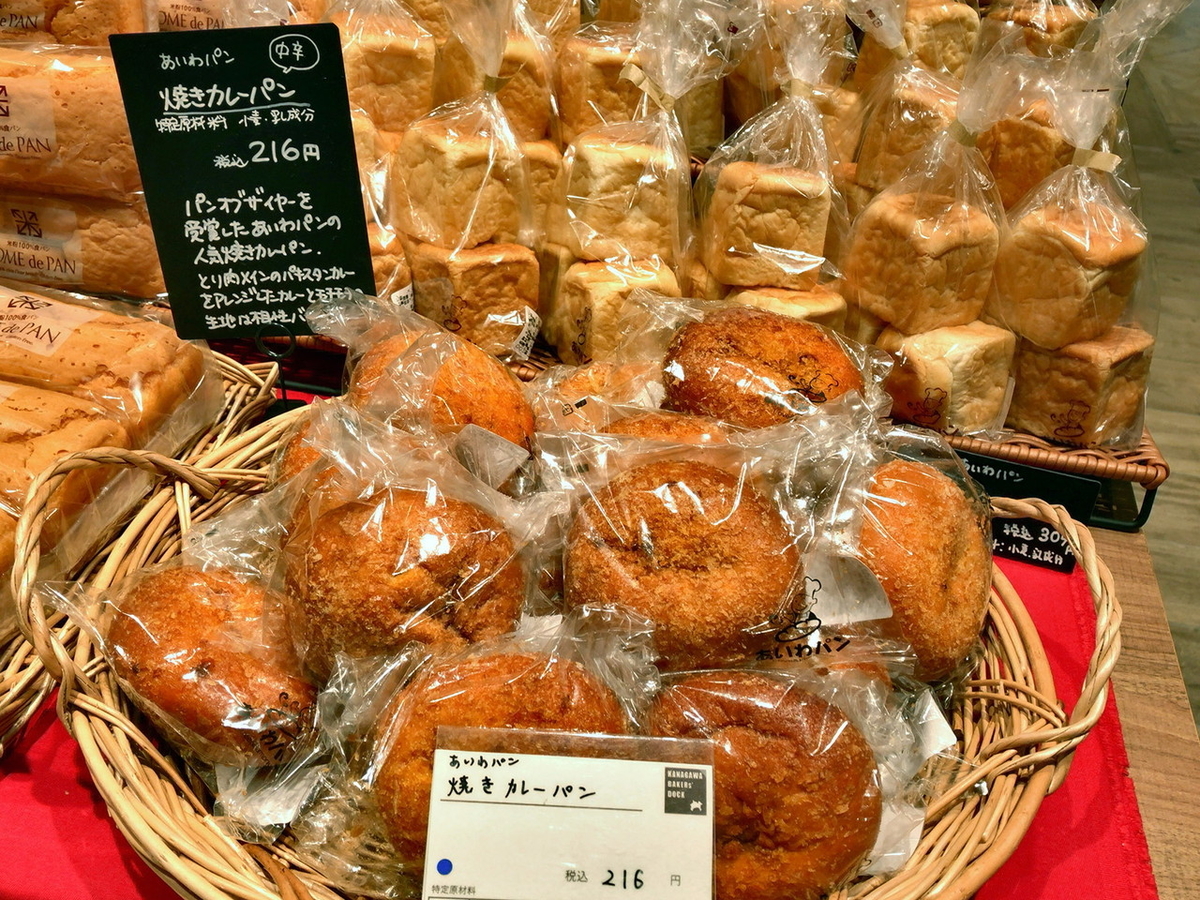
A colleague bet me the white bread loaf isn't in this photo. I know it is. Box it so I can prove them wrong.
[0,47,140,200]
[682,258,729,302]
[0,191,163,299]
[565,133,680,263]
[368,224,413,302]
[335,12,437,137]
[854,0,980,87]
[408,240,539,356]
[985,0,1096,56]
[989,199,1145,350]
[843,191,999,333]
[437,32,553,142]
[1006,326,1151,447]
[977,100,1074,210]
[1,0,146,45]
[701,161,832,290]
[524,139,563,239]
[0,284,206,444]
[558,25,643,144]
[877,320,1016,434]
[855,76,958,192]
[726,284,847,332]
[547,259,680,364]
[394,117,525,249]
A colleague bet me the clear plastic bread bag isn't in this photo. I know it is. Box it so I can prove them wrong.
[387,0,540,359]
[280,418,551,681]
[852,0,982,92]
[288,608,657,897]
[607,291,892,428]
[39,527,329,841]
[986,41,1158,448]
[306,291,537,465]
[0,45,142,201]
[847,425,993,684]
[534,424,821,672]
[696,0,853,297]
[0,0,148,46]
[644,662,958,891]
[983,0,1097,57]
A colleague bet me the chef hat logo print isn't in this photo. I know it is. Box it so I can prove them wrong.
[773,577,822,642]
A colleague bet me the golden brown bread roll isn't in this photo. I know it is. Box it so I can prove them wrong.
[286,487,525,679]
[348,327,535,451]
[645,671,882,900]
[601,410,729,444]
[663,306,865,428]
[373,651,628,864]
[108,566,317,767]
[858,458,991,681]
[565,459,802,670]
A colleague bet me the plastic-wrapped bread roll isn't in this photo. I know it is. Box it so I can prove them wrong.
[726,283,847,332]
[843,190,999,333]
[854,0,981,88]
[546,258,680,364]
[682,259,730,302]
[1007,326,1152,447]
[701,162,833,290]
[436,11,556,143]
[0,190,164,299]
[407,240,539,357]
[877,320,1016,434]
[985,0,1097,56]
[0,46,140,201]
[557,23,644,144]
[400,0,451,43]
[596,0,641,20]
[328,0,437,139]
[0,0,148,45]
[524,0,579,49]
[367,223,413,303]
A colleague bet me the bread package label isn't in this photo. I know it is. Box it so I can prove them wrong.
[0,10,46,32]
[157,0,227,31]
[0,285,99,356]
[0,201,83,285]
[0,76,56,160]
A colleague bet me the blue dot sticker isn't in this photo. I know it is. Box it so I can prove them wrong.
[436,859,453,876]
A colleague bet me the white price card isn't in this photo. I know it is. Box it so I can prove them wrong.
[423,733,714,900]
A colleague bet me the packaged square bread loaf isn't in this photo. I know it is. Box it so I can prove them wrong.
[726,282,848,332]
[1005,325,1152,447]
[390,0,540,357]
[0,280,221,447]
[696,0,849,294]
[877,320,1015,435]
[0,46,141,201]
[0,189,164,299]
[984,0,1097,56]
[852,0,981,89]
[987,48,1149,351]
[842,40,1011,335]
[326,0,437,143]
[557,22,645,144]
[435,0,557,143]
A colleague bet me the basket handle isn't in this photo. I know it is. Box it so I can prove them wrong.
[11,448,225,688]
[987,497,1122,792]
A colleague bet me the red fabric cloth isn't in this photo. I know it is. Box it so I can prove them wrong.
[976,556,1158,900]
[0,557,1158,899]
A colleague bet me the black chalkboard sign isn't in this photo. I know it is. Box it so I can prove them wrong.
[959,451,1100,574]
[110,25,373,340]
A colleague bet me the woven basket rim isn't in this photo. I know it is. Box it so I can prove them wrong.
[8,444,1122,900]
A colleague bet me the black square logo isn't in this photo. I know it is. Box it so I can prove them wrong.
[12,209,40,238]
[664,767,707,816]
[0,83,7,117]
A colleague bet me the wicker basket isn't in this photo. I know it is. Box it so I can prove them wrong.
[0,354,281,758]
[11,434,1120,900]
